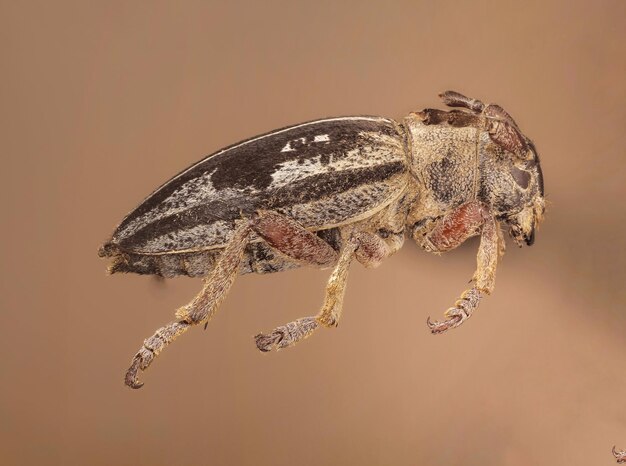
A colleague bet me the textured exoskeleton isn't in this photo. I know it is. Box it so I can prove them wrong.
[99,91,545,388]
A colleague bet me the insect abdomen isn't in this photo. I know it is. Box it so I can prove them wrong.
[107,228,342,278]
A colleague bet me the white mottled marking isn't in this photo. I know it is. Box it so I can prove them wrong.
[314,134,330,142]
[281,141,295,152]
[269,156,325,187]
[268,132,403,190]
[167,116,390,184]
[281,137,309,152]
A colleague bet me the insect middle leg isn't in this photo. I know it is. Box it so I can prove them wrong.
[254,233,358,352]
[253,226,399,352]
[124,221,251,389]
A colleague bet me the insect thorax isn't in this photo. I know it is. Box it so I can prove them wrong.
[403,115,480,227]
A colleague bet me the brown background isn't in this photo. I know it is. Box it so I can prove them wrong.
[2,1,626,465]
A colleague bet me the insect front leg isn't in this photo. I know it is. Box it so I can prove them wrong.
[124,222,251,389]
[427,212,501,334]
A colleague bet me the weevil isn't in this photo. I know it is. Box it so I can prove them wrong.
[615,446,626,464]
[99,91,545,388]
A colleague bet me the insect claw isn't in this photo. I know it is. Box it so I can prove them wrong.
[254,317,319,352]
[254,331,283,352]
[427,315,463,334]
[427,316,447,333]
[426,316,436,328]
[124,358,145,389]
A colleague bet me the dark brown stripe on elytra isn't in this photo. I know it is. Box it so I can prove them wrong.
[116,118,399,233]
[118,161,405,252]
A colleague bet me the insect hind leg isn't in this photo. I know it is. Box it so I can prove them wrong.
[124,221,251,389]
[125,321,191,388]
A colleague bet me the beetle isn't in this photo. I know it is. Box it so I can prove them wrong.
[99,91,545,389]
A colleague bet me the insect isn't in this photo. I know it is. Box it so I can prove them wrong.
[615,446,626,464]
[99,91,545,389]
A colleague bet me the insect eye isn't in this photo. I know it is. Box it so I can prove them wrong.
[510,166,530,189]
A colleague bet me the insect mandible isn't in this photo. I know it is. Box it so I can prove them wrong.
[99,91,545,388]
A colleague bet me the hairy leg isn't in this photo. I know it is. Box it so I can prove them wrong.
[254,233,358,352]
[251,210,338,267]
[253,198,409,350]
[353,194,408,269]
[427,215,501,334]
[124,222,251,389]
[353,230,401,268]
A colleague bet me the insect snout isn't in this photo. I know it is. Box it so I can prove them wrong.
[524,225,535,246]
[508,217,535,247]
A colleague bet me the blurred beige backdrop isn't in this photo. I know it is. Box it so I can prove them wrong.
[2,1,625,465]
